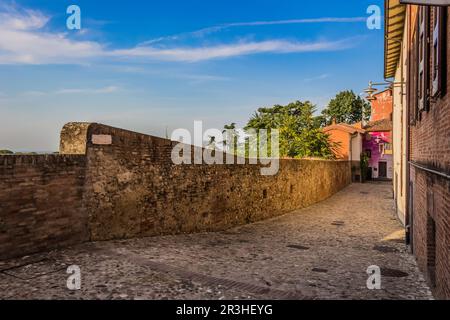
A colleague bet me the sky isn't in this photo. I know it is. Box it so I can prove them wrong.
[0,0,385,151]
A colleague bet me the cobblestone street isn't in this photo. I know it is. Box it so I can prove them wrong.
[0,182,433,300]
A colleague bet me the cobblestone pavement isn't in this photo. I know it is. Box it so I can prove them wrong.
[0,182,433,300]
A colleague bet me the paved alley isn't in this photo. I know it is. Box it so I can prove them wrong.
[0,182,433,300]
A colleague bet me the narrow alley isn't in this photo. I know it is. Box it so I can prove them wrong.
[0,182,433,300]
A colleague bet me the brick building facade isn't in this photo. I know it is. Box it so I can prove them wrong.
[385,0,450,299]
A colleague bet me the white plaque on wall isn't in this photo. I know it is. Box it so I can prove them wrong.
[92,134,112,145]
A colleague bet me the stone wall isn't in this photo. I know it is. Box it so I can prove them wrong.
[0,122,352,260]
[0,155,88,260]
[75,123,351,240]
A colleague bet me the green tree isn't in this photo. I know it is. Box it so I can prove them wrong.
[321,90,371,125]
[0,150,14,155]
[245,101,337,159]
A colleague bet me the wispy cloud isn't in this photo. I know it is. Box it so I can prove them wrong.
[304,73,331,82]
[0,2,49,30]
[54,86,120,94]
[21,86,120,96]
[177,74,231,84]
[0,5,103,64]
[141,17,366,45]
[114,38,356,62]
[0,5,362,65]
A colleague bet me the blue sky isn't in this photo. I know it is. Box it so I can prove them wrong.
[0,0,385,151]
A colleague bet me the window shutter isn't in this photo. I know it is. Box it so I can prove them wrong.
[410,27,418,124]
[418,7,430,112]
[413,15,420,122]
[432,7,445,97]
[407,29,415,125]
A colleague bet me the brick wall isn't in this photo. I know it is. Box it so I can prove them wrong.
[78,123,352,240]
[411,169,450,299]
[0,155,88,260]
[0,122,352,260]
[408,7,450,299]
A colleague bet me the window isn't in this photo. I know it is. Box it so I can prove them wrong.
[383,143,393,155]
[418,7,430,112]
[409,13,419,125]
[431,7,446,97]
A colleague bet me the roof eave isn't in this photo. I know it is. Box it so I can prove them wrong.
[384,0,407,79]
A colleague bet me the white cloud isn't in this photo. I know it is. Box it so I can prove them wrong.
[0,3,49,30]
[195,17,367,37]
[20,86,120,96]
[304,74,331,82]
[54,86,120,94]
[142,17,367,44]
[113,39,355,62]
[0,5,361,65]
[0,29,104,64]
[0,5,103,64]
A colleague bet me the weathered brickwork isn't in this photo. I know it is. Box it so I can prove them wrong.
[408,7,450,299]
[0,123,351,260]
[78,123,351,240]
[411,169,450,299]
[0,155,88,260]
[59,122,91,155]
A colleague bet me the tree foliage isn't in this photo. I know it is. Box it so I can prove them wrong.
[321,90,371,125]
[244,101,337,159]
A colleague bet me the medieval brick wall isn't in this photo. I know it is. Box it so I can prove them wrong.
[411,169,450,299]
[408,7,450,299]
[0,155,88,260]
[0,122,352,260]
[79,123,351,241]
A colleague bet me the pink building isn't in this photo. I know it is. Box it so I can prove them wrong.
[363,89,393,180]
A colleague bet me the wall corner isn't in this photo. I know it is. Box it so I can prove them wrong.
[59,122,95,155]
